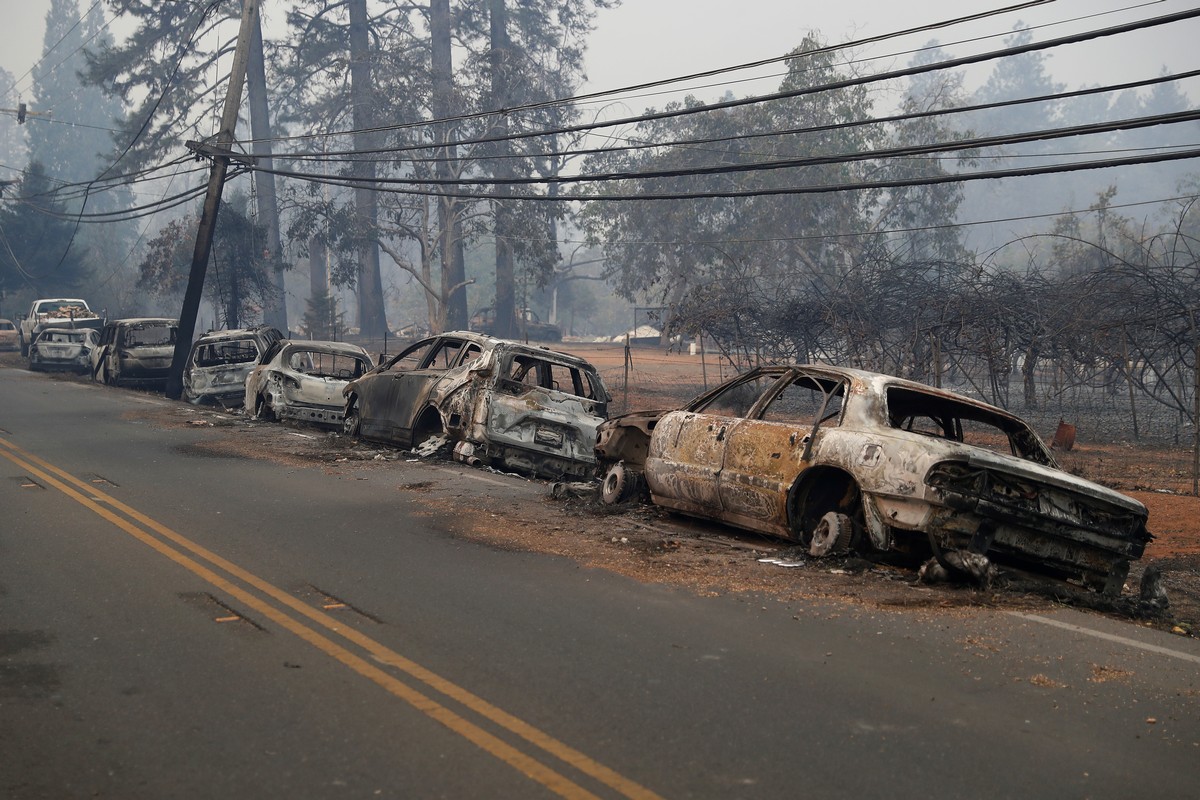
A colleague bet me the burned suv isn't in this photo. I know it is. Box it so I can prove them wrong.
[182,326,284,406]
[91,318,178,387]
[596,364,1150,594]
[342,331,609,479]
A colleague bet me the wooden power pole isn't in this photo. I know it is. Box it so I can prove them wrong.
[165,0,259,400]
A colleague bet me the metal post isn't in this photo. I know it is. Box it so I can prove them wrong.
[165,0,259,399]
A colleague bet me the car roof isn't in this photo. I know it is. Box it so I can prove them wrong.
[749,363,1022,421]
[109,317,177,326]
[279,339,370,356]
[196,326,274,342]
[432,330,595,369]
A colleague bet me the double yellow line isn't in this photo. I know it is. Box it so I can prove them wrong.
[0,436,663,800]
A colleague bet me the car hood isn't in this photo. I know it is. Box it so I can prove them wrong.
[959,446,1146,514]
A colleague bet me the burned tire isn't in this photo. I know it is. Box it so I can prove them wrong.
[808,511,854,557]
[342,399,361,437]
[600,461,638,505]
[256,394,276,422]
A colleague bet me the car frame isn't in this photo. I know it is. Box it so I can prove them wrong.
[343,331,609,479]
[182,326,284,406]
[27,327,100,372]
[245,339,374,427]
[91,318,179,387]
[595,364,1151,594]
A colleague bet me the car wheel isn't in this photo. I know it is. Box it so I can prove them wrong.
[342,399,361,437]
[600,461,638,505]
[19,335,28,358]
[808,511,854,557]
[256,394,276,422]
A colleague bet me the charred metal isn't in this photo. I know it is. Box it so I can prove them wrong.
[344,332,609,480]
[596,364,1151,594]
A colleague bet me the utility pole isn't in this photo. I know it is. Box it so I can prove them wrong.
[165,0,259,400]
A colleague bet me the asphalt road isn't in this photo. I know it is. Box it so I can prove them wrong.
[2,365,1199,799]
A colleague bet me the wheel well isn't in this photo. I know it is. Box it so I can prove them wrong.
[787,466,863,545]
[413,406,443,442]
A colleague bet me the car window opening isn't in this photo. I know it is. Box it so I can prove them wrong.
[125,324,176,347]
[885,386,1053,464]
[194,340,258,367]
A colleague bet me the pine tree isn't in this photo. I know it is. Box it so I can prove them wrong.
[0,162,91,297]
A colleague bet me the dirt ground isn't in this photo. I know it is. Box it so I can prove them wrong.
[4,347,1197,638]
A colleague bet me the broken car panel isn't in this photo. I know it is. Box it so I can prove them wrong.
[343,331,609,479]
[245,340,374,427]
[596,364,1151,594]
[182,326,284,406]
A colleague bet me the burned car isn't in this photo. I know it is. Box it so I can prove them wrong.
[182,326,284,406]
[596,365,1151,594]
[245,339,373,427]
[91,318,178,387]
[28,327,99,372]
[0,318,18,351]
[342,331,609,479]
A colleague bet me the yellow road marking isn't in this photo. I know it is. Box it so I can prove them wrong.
[0,436,664,800]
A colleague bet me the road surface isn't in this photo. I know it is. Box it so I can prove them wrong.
[2,366,1198,798]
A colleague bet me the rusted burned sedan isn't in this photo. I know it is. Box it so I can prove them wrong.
[596,365,1151,594]
[342,331,609,479]
[245,339,373,427]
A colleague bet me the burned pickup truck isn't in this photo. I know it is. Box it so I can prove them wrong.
[342,331,609,479]
[596,364,1151,595]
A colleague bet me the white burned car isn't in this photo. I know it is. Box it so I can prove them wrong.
[28,327,99,372]
[342,331,609,479]
[245,340,374,427]
[596,364,1151,595]
[182,326,283,406]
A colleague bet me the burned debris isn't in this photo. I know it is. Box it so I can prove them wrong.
[342,331,609,480]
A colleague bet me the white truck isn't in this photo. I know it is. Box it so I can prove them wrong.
[18,298,104,357]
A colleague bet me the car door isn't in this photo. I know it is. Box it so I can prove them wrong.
[359,336,464,444]
[717,371,846,531]
[646,371,785,516]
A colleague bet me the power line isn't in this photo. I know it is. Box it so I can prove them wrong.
[224,108,1200,192]
[510,194,1200,249]
[563,0,1168,112]
[244,4,1200,175]
[242,141,1200,203]
[274,67,1200,168]
[251,0,1058,149]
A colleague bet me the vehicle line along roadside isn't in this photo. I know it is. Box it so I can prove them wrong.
[0,435,665,800]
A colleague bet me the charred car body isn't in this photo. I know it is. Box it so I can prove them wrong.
[343,331,609,479]
[91,318,178,387]
[596,365,1151,594]
[182,326,284,406]
[28,327,99,372]
[246,339,373,427]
